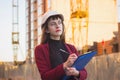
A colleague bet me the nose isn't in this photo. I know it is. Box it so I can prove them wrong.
[56,23,60,28]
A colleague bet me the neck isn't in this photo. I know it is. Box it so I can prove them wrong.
[50,36,60,40]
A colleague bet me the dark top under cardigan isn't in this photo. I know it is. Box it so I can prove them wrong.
[48,39,69,69]
[35,42,87,80]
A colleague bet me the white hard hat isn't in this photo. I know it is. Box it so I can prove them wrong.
[41,10,64,27]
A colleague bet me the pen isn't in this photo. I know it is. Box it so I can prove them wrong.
[59,49,70,55]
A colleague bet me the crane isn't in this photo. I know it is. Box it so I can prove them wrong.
[68,0,89,53]
[12,0,19,65]
[12,0,25,65]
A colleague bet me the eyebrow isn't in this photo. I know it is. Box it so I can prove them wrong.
[49,19,62,23]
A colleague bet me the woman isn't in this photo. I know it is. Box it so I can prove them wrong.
[35,10,87,80]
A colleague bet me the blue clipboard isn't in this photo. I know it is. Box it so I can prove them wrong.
[62,51,97,80]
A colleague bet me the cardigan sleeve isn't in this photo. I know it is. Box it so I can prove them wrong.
[79,68,87,80]
[34,45,66,80]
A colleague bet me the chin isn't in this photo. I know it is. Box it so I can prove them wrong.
[55,33,62,36]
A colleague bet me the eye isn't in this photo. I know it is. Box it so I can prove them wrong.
[49,22,56,26]
[58,21,62,25]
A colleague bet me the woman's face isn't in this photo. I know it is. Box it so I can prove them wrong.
[47,18,63,40]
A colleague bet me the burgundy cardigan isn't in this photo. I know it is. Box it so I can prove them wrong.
[35,43,87,80]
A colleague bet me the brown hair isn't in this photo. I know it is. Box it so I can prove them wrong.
[40,15,65,44]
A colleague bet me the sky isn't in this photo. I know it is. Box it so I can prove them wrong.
[0,0,26,62]
[0,0,120,62]
[117,0,120,22]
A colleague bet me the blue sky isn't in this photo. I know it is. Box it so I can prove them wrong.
[0,0,26,61]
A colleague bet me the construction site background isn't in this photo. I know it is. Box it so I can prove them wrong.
[0,52,120,80]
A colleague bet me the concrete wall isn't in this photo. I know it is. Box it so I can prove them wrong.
[86,52,120,80]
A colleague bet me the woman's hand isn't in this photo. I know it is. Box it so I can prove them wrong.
[63,53,78,70]
[65,67,80,77]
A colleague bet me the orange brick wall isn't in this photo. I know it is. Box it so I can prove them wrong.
[97,40,113,55]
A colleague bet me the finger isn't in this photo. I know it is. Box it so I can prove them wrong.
[66,67,74,72]
[70,53,77,57]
